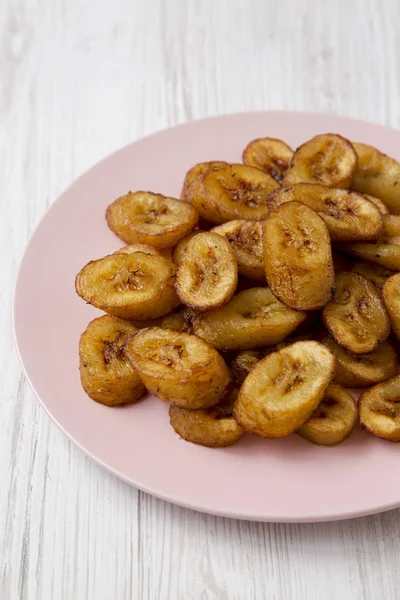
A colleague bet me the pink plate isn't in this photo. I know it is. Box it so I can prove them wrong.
[14,112,400,522]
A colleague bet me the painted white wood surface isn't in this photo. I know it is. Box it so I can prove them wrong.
[1,0,400,598]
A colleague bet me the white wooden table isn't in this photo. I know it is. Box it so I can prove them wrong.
[1,1,400,598]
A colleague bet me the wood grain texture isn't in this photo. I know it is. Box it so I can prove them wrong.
[1,0,400,598]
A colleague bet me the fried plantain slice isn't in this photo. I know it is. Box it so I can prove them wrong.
[242,137,293,184]
[106,191,199,249]
[351,142,400,214]
[263,201,334,310]
[113,243,161,256]
[383,272,400,340]
[359,375,400,441]
[340,242,400,271]
[233,341,335,438]
[175,232,238,310]
[193,287,306,351]
[284,133,357,188]
[172,230,204,265]
[169,389,245,448]
[211,220,265,281]
[79,315,145,406]
[75,252,179,320]
[298,384,357,446]
[322,272,390,354]
[267,184,383,242]
[351,261,392,290]
[184,163,280,224]
[319,332,397,387]
[160,307,199,334]
[125,327,231,409]
[180,161,227,199]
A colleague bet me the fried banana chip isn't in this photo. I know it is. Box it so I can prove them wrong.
[172,230,204,265]
[113,243,161,256]
[319,333,397,387]
[242,137,293,184]
[383,272,400,340]
[359,375,400,441]
[180,161,227,199]
[79,315,145,406]
[233,341,335,438]
[125,327,231,409]
[184,163,280,224]
[175,232,238,310]
[263,201,334,310]
[322,272,390,354]
[284,133,357,188]
[298,384,357,446]
[352,261,392,290]
[211,220,265,281]
[193,287,306,351]
[75,252,179,320]
[351,142,400,214]
[169,389,244,448]
[268,184,383,242]
[106,191,198,249]
[340,242,400,271]
[160,307,199,334]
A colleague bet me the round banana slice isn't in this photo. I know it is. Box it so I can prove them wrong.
[125,327,231,409]
[172,230,204,265]
[383,272,400,340]
[211,220,265,281]
[340,242,400,271]
[298,384,357,446]
[79,315,145,406]
[351,142,400,215]
[233,341,335,438]
[184,163,280,224]
[106,191,199,249]
[319,333,397,387]
[267,184,383,242]
[284,133,358,189]
[169,389,245,448]
[193,287,306,351]
[180,161,227,199]
[242,137,293,184]
[322,272,390,354]
[75,252,179,320]
[160,307,199,334]
[359,375,400,441]
[263,201,334,310]
[351,261,392,290]
[175,232,238,310]
[113,243,161,256]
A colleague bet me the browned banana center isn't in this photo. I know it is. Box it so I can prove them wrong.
[268,158,289,184]
[220,176,267,207]
[311,144,340,179]
[112,267,147,292]
[148,343,186,368]
[103,331,127,365]
[191,251,220,291]
[226,228,260,249]
[241,300,278,319]
[374,400,400,419]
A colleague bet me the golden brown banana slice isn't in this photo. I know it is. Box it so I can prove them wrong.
[233,341,335,438]
[169,390,245,448]
[125,327,231,409]
[263,201,334,310]
[359,375,400,441]
[180,161,227,199]
[172,230,204,265]
[322,272,390,354]
[211,220,264,281]
[319,333,397,387]
[351,142,400,214]
[383,272,400,340]
[184,163,280,224]
[340,242,400,271]
[160,307,199,334]
[364,194,389,215]
[193,287,306,351]
[175,232,238,310]
[79,315,145,406]
[284,133,357,188]
[106,191,198,249]
[242,137,293,184]
[383,215,400,236]
[351,261,392,290]
[75,252,179,320]
[298,384,357,446]
[113,243,161,256]
[267,184,383,242]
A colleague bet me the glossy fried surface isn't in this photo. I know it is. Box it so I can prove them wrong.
[359,375,400,441]
[383,272,400,340]
[212,220,265,281]
[242,137,293,184]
